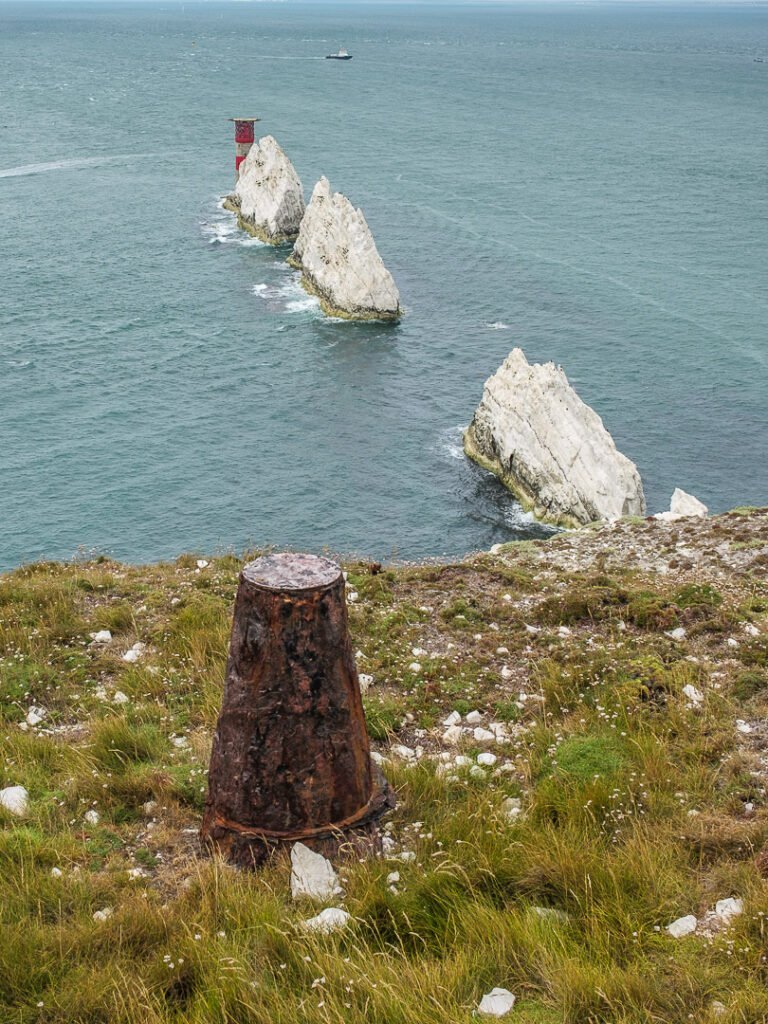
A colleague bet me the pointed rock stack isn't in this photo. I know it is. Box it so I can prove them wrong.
[225,135,305,244]
[464,348,646,527]
[288,176,401,321]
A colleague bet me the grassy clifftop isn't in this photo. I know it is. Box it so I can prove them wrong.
[2,509,768,1023]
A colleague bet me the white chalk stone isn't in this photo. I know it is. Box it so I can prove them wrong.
[502,797,522,820]
[714,897,743,923]
[474,727,496,744]
[232,135,305,243]
[301,907,350,934]
[196,559,209,569]
[391,744,416,761]
[90,630,112,644]
[670,488,708,518]
[386,871,400,885]
[112,690,129,705]
[84,809,100,825]
[0,786,29,816]
[667,914,697,938]
[290,842,341,901]
[666,627,687,641]
[26,706,46,726]
[50,866,63,878]
[122,642,146,663]
[289,176,400,320]
[92,907,113,923]
[465,710,484,725]
[477,987,516,1017]
[682,684,704,706]
[477,752,498,767]
[443,711,461,727]
[442,725,464,746]
[464,348,645,526]
[358,673,374,692]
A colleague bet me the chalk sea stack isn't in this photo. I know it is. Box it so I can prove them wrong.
[464,348,646,527]
[288,176,401,321]
[224,135,305,244]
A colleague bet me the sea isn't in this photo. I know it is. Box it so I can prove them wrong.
[0,1,766,570]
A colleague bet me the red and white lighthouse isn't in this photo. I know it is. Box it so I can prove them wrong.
[229,117,261,180]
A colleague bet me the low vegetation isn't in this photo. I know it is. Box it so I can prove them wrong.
[2,510,768,1022]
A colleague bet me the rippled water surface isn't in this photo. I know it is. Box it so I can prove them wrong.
[1,1,766,568]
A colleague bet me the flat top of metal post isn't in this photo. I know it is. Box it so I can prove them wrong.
[242,553,341,592]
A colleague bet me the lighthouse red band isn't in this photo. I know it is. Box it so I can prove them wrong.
[229,117,260,179]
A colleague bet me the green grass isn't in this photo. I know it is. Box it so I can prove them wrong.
[1,513,768,1022]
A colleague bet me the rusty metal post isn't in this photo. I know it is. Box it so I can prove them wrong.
[201,553,393,868]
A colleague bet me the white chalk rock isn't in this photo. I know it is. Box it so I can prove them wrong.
[301,907,351,934]
[442,725,464,746]
[478,987,516,1017]
[671,488,708,518]
[0,785,29,817]
[682,684,704,706]
[358,673,374,692]
[465,710,484,725]
[474,727,496,744]
[477,752,498,767]
[26,706,46,727]
[290,842,341,901]
[289,176,400,321]
[654,488,708,522]
[443,710,461,727]
[667,914,697,938]
[230,135,305,243]
[714,897,743,924]
[92,907,113,923]
[90,630,112,644]
[84,809,100,825]
[464,348,645,526]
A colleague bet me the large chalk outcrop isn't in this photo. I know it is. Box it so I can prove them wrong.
[288,176,400,320]
[464,348,646,527]
[225,135,305,244]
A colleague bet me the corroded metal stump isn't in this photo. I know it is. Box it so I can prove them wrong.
[201,553,393,868]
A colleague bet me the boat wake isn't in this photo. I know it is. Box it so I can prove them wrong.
[0,155,150,179]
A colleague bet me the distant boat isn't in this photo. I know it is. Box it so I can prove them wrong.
[326,48,352,61]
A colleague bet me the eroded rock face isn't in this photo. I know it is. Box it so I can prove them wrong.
[464,348,646,527]
[288,176,400,320]
[655,488,708,522]
[226,135,305,244]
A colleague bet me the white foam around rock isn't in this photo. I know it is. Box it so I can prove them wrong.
[464,348,645,526]
[0,785,29,816]
[289,176,400,320]
[290,842,342,901]
[233,135,305,242]
[477,987,516,1017]
[667,914,697,938]
[301,907,351,934]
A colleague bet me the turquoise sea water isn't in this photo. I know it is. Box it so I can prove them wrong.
[0,1,766,569]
